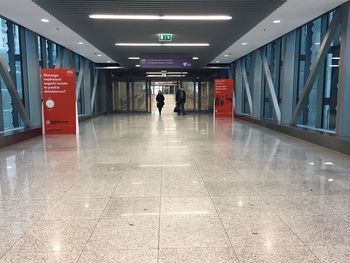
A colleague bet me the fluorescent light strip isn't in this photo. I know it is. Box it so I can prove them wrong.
[147,75,184,78]
[90,14,232,21]
[128,57,140,60]
[95,66,123,69]
[115,43,209,47]
[146,72,188,74]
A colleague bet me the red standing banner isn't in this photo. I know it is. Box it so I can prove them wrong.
[41,68,77,134]
[214,79,234,117]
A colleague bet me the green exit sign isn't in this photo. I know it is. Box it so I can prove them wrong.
[159,34,173,42]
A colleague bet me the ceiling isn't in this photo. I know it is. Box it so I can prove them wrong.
[32,0,287,69]
[0,0,115,63]
[213,0,349,63]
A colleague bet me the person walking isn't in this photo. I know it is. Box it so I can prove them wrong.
[156,90,165,115]
[175,86,186,116]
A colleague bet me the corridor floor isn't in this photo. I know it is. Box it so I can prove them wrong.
[1,114,350,262]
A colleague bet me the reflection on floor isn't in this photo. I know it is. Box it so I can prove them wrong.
[0,114,350,262]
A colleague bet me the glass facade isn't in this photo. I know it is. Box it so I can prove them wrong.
[0,15,100,132]
[234,8,343,134]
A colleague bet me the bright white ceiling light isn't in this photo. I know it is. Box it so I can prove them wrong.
[89,14,232,21]
[135,65,140,67]
[95,66,123,69]
[273,19,281,24]
[163,43,209,47]
[116,43,209,47]
[77,41,84,45]
[41,18,50,23]
[97,54,102,57]
[116,43,161,46]
[128,57,140,60]
[192,57,199,60]
[242,42,248,46]
[107,60,112,63]
[224,54,229,57]
[216,60,220,63]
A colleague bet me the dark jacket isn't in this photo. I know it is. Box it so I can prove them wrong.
[176,89,186,104]
[156,93,165,108]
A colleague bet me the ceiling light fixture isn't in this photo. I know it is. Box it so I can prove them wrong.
[95,66,123,69]
[107,60,112,63]
[192,57,199,60]
[77,41,84,45]
[115,43,209,47]
[128,57,140,60]
[273,19,281,24]
[135,65,140,67]
[89,14,232,21]
[224,54,229,57]
[41,18,50,23]
[216,61,220,63]
[97,54,102,57]
[242,42,248,46]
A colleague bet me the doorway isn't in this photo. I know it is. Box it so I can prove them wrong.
[151,81,178,115]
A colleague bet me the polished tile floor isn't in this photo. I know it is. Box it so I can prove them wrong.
[0,114,350,262]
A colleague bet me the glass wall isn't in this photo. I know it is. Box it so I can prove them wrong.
[234,7,343,134]
[0,15,102,132]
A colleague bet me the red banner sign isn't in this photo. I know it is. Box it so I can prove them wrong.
[41,68,77,134]
[214,79,234,117]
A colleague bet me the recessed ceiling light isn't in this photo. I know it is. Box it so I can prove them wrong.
[97,54,102,57]
[115,43,209,47]
[242,42,248,46]
[192,57,199,60]
[224,54,229,57]
[89,14,232,21]
[107,60,112,63]
[128,57,140,60]
[216,60,220,63]
[273,19,281,24]
[77,41,84,45]
[135,65,140,67]
[41,18,50,23]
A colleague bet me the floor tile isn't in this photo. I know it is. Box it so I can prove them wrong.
[161,197,217,216]
[78,249,158,263]
[160,215,230,248]
[309,245,350,263]
[159,247,238,263]
[101,197,160,218]
[86,216,159,250]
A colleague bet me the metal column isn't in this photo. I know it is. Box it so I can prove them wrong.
[336,3,350,137]
[280,31,297,124]
[252,50,262,119]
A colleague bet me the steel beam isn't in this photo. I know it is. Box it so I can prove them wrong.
[55,46,63,69]
[234,61,243,114]
[252,50,262,119]
[0,54,32,128]
[280,31,297,124]
[83,59,92,115]
[241,60,253,115]
[260,49,282,124]
[336,3,350,137]
[76,57,84,98]
[91,69,100,113]
[290,10,342,125]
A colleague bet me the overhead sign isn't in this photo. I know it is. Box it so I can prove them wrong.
[214,79,234,118]
[140,57,192,69]
[41,68,78,134]
[159,33,173,42]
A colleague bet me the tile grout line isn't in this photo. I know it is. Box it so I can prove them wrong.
[193,158,241,263]
[74,151,133,263]
[157,138,165,263]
